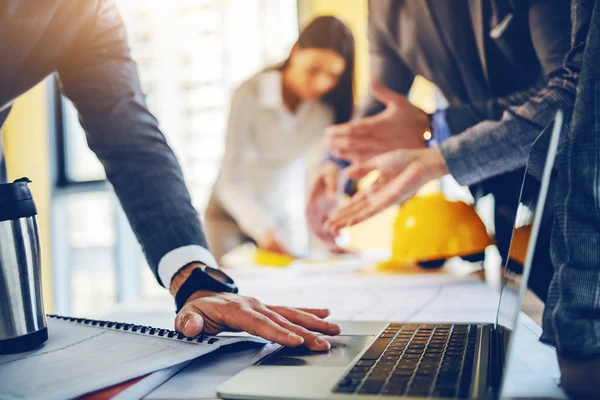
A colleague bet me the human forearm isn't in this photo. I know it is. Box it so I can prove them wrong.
[170,263,206,296]
[439,72,577,186]
[442,84,543,135]
[58,0,216,287]
[88,107,217,286]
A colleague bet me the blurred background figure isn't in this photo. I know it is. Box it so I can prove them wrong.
[205,16,355,262]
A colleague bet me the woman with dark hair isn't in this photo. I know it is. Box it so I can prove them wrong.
[206,16,355,262]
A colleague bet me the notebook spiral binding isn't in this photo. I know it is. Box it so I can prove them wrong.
[47,314,220,345]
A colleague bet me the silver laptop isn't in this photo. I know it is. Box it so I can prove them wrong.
[218,111,563,400]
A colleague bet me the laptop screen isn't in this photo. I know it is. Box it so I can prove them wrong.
[495,111,562,384]
[495,111,561,331]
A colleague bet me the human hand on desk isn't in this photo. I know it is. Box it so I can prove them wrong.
[171,264,341,351]
[325,82,431,162]
[257,229,290,255]
[325,148,448,233]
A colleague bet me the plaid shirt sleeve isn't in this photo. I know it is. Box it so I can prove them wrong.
[438,60,582,187]
[540,0,600,357]
[438,73,577,186]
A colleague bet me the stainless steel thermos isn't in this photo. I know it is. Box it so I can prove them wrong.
[0,178,47,354]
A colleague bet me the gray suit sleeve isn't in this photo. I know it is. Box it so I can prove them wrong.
[56,0,210,287]
[360,0,416,117]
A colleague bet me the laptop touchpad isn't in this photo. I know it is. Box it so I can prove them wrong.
[257,335,374,367]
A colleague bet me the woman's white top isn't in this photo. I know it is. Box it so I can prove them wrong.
[214,69,334,254]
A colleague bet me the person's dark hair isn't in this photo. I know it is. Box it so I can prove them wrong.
[281,16,355,124]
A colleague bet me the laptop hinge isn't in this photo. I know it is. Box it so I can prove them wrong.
[488,327,506,393]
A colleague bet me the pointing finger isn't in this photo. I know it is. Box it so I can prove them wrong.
[233,308,305,347]
[259,307,331,351]
[290,307,331,319]
[267,306,341,336]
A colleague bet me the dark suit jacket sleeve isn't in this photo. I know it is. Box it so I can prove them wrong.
[360,0,416,117]
[327,0,416,192]
[444,0,572,135]
[56,0,215,287]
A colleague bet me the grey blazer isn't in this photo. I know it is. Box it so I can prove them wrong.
[0,0,216,287]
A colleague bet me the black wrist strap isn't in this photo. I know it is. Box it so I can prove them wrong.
[174,267,238,313]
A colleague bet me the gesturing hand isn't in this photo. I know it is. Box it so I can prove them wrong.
[305,161,349,253]
[175,291,341,351]
[325,82,431,162]
[325,148,448,233]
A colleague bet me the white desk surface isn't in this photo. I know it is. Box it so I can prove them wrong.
[106,260,566,399]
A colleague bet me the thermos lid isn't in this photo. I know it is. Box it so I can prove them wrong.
[0,177,37,222]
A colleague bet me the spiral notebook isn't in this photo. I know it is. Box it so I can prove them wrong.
[0,315,264,400]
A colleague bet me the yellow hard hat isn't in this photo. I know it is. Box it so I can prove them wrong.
[379,193,493,270]
[254,248,294,267]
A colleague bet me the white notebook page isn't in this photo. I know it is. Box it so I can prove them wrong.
[0,317,257,400]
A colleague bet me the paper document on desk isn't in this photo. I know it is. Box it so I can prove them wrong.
[0,317,262,400]
[146,341,281,399]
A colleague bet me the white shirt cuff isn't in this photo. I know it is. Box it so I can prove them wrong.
[158,245,219,288]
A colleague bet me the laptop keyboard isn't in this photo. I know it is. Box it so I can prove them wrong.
[333,324,478,398]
